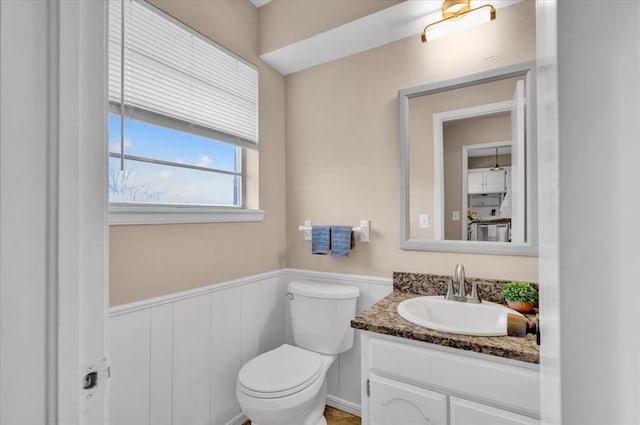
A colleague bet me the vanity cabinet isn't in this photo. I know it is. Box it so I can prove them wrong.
[369,375,447,425]
[360,332,539,425]
[468,169,506,194]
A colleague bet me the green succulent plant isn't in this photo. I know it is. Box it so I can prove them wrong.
[501,282,538,304]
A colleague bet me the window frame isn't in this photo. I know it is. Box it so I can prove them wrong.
[107,0,263,225]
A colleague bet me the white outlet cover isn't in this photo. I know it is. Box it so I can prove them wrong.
[419,214,430,228]
[452,211,460,221]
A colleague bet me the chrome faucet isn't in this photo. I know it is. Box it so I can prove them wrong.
[454,264,466,297]
[445,264,492,303]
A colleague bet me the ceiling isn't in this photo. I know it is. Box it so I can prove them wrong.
[259,0,524,75]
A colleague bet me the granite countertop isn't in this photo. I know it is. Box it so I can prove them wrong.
[468,217,512,224]
[351,272,539,364]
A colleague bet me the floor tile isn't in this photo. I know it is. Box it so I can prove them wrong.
[243,406,361,425]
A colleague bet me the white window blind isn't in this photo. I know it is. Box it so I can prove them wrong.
[108,0,259,149]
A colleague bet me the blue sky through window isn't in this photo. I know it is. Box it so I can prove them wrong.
[108,114,240,206]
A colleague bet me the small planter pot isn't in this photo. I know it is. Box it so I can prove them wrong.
[507,300,534,314]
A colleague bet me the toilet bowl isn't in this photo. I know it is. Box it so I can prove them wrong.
[236,281,359,425]
[236,344,335,425]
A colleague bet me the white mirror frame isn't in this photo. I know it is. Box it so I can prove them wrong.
[398,61,538,255]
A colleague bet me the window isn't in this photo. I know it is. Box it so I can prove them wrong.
[108,114,242,206]
[108,0,258,217]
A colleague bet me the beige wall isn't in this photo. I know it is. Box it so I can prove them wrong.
[443,114,511,240]
[258,0,401,54]
[110,0,538,306]
[285,0,538,281]
[110,0,286,306]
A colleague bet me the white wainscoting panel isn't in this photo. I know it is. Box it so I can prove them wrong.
[109,270,285,425]
[240,281,262,365]
[150,304,173,425]
[326,353,341,402]
[210,286,243,424]
[109,269,392,423]
[173,295,211,425]
[110,309,151,425]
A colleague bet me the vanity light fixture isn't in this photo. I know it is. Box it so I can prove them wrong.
[490,147,504,172]
[421,0,496,43]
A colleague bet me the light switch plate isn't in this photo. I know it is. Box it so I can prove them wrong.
[419,214,430,228]
[452,211,460,221]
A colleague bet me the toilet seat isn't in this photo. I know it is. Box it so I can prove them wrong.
[238,344,323,399]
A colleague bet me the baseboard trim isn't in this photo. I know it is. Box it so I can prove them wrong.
[226,412,248,425]
[327,395,361,417]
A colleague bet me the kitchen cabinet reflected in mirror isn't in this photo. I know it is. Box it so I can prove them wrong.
[400,62,537,255]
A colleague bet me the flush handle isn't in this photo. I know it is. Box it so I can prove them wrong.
[287,293,294,300]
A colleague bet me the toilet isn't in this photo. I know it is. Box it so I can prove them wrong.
[236,281,360,425]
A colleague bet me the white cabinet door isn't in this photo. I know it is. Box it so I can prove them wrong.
[450,397,539,425]
[370,375,447,425]
[468,170,505,194]
[484,169,506,193]
[468,170,485,194]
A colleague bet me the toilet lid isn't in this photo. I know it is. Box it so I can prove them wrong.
[238,344,323,399]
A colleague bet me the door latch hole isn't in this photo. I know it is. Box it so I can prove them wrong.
[83,371,98,390]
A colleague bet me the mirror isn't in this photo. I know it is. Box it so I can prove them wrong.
[399,61,537,255]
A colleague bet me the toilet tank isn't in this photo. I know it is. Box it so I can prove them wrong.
[288,281,360,355]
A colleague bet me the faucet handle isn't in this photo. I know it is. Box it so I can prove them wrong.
[444,279,455,300]
[470,281,494,303]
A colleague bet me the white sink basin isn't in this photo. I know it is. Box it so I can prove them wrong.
[397,296,522,336]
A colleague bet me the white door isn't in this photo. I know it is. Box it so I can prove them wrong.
[510,79,526,243]
[369,375,448,425]
[0,2,108,424]
[450,397,539,425]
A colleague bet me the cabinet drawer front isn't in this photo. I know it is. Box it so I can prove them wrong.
[369,337,539,417]
[450,397,539,425]
[370,375,447,425]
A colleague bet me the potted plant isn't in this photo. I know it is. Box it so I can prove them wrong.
[501,282,537,314]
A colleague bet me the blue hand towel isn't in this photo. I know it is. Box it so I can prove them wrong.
[330,226,355,257]
[311,225,331,255]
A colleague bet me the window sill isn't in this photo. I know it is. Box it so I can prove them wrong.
[109,205,265,225]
